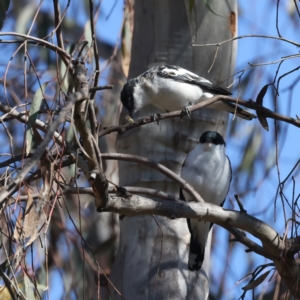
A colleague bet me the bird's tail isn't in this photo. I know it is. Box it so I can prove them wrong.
[209,101,256,120]
[187,219,211,271]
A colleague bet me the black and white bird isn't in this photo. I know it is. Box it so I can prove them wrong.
[120,65,256,120]
[180,131,232,271]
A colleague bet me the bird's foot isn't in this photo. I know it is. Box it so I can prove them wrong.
[151,113,161,125]
[180,105,192,119]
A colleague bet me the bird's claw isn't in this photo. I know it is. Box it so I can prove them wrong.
[180,105,192,119]
[151,113,161,125]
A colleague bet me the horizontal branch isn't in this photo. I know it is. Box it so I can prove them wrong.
[9,184,284,261]
[222,96,300,128]
[89,85,113,93]
[99,194,283,260]
[62,185,179,202]
[99,95,300,138]
[98,96,235,137]
[60,185,278,260]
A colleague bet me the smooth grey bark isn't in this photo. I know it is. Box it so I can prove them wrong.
[110,1,237,299]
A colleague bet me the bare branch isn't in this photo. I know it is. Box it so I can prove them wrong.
[0,63,89,205]
[101,153,203,203]
[99,95,300,139]
[0,32,71,63]
[98,195,283,259]
[53,0,65,50]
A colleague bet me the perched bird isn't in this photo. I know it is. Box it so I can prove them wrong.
[120,65,256,120]
[180,131,232,271]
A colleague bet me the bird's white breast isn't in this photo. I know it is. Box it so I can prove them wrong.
[181,144,230,205]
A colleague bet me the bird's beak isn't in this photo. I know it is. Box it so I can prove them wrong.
[125,115,134,123]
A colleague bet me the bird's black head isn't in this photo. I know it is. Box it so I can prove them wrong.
[199,131,226,146]
[120,79,136,116]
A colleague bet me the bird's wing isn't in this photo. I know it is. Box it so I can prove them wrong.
[139,65,160,81]
[227,155,232,185]
[157,65,232,96]
[212,155,231,215]
[211,101,257,120]
[179,187,185,201]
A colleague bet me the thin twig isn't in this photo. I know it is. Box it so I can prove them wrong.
[53,0,65,50]
[192,34,300,48]
[0,66,89,205]
[89,85,113,93]
[276,0,282,37]
[0,32,71,63]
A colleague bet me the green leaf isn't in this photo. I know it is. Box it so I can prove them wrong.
[26,82,48,156]
[0,0,10,30]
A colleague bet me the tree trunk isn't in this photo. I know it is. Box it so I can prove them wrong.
[110,0,237,299]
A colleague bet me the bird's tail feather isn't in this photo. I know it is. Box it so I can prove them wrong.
[187,219,211,271]
[209,101,256,120]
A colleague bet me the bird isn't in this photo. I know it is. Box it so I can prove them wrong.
[120,65,256,120]
[180,131,232,271]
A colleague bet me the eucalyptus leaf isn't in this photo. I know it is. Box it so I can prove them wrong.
[256,84,270,131]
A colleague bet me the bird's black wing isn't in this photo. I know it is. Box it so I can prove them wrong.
[196,80,232,96]
[179,153,190,201]
[157,65,232,96]
[223,155,232,202]
[208,155,232,231]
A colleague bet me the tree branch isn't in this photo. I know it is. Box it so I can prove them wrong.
[0,63,89,205]
[0,32,71,64]
[98,194,283,258]
[99,95,300,139]
[100,153,203,203]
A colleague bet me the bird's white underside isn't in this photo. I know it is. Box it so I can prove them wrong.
[182,143,230,203]
[181,142,231,270]
[133,76,214,113]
